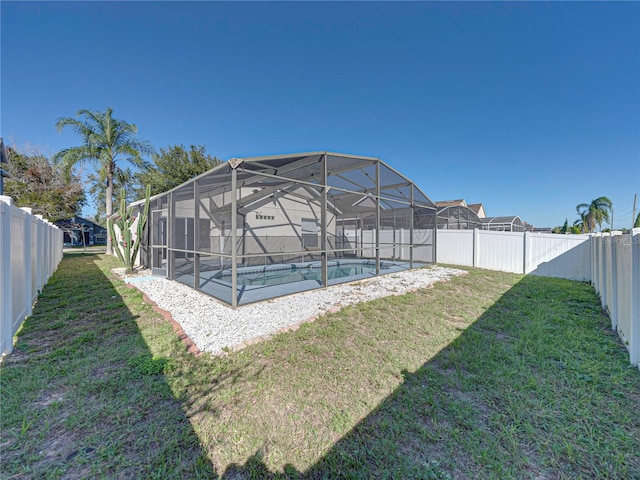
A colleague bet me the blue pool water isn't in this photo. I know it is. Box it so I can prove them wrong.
[173,258,419,305]
[214,261,394,287]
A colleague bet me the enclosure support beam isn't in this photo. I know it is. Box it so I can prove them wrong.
[168,192,175,280]
[375,160,381,275]
[410,185,414,269]
[231,167,238,308]
[358,214,363,259]
[194,180,200,291]
[321,153,328,287]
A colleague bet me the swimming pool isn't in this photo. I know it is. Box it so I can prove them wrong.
[214,260,392,287]
[173,258,421,305]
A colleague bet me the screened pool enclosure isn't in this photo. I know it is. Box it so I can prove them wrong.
[436,205,482,230]
[135,152,437,306]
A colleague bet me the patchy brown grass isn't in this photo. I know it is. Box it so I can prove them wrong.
[2,253,639,479]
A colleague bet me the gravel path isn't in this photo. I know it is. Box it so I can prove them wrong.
[129,266,466,355]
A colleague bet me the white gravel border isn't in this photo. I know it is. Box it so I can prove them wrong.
[129,266,466,356]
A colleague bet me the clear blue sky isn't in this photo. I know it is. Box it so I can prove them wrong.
[2,1,639,228]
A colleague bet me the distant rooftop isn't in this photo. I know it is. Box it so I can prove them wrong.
[435,199,466,208]
[467,203,483,214]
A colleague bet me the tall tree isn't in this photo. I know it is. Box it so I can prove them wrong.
[54,108,154,252]
[135,144,221,197]
[634,212,640,228]
[575,196,613,233]
[573,214,587,234]
[4,146,85,222]
[87,166,138,225]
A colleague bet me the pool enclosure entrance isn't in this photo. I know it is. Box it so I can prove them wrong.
[138,152,436,306]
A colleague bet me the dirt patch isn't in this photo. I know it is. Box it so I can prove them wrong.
[3,426,82,478]
[40,429,80,462]
[445,315,471,330]
[34,389,66,408]
[111,266,152,280]
[521,445,553,480]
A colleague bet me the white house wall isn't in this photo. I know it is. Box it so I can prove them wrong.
[242,192,336,256]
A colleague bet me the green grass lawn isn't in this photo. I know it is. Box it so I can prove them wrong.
[1,252,638,479]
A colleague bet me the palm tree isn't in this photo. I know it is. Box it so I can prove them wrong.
[560,218,569,234]
[575,196,613,233]
[573,217,587,234]
[54,108,154,253]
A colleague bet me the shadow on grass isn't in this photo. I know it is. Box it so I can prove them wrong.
[221,274,640,479]
[0,251,218,478]
[4,256,639,479]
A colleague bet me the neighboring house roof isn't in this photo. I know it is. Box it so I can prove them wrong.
[435,199,466,208]
[467,203,486,218]
[435,200,487,217]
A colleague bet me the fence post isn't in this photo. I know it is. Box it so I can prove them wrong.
[50,222,54,277]
[473,228,479,267]
[590,234,596,290]
[48,221,53,279]
[42,220,48,284]
[610,231,623,331]
[600,233,615,316]
[35,215,44,291]
[523,231,531,274]
[45,221,51,281]
[630,229,640,368]
[0,196,13,354]
[55,228,61,268]
[20,208,33,317]
[596,233,603,295]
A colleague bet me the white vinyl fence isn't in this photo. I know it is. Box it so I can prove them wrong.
[0,195,63,355]
[437,228,639,368]
[437,229,591,280]
[591,230,640,368]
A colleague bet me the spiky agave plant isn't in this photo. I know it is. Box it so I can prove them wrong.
[108,185,150,273]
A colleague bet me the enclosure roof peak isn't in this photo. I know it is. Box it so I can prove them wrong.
[228,158,244,169]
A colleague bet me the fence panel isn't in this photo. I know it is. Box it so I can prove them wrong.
[631,231,640,367]
[10,207,28,336]
[604,234,614,312]
[588,231,639,368]
[436,229,591,280]
[0,196,63,355]
[528,233,591,281]
[437,230,474,266]
[476,230,524,273]
[613,234,632,345]
[30,215,39,304]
